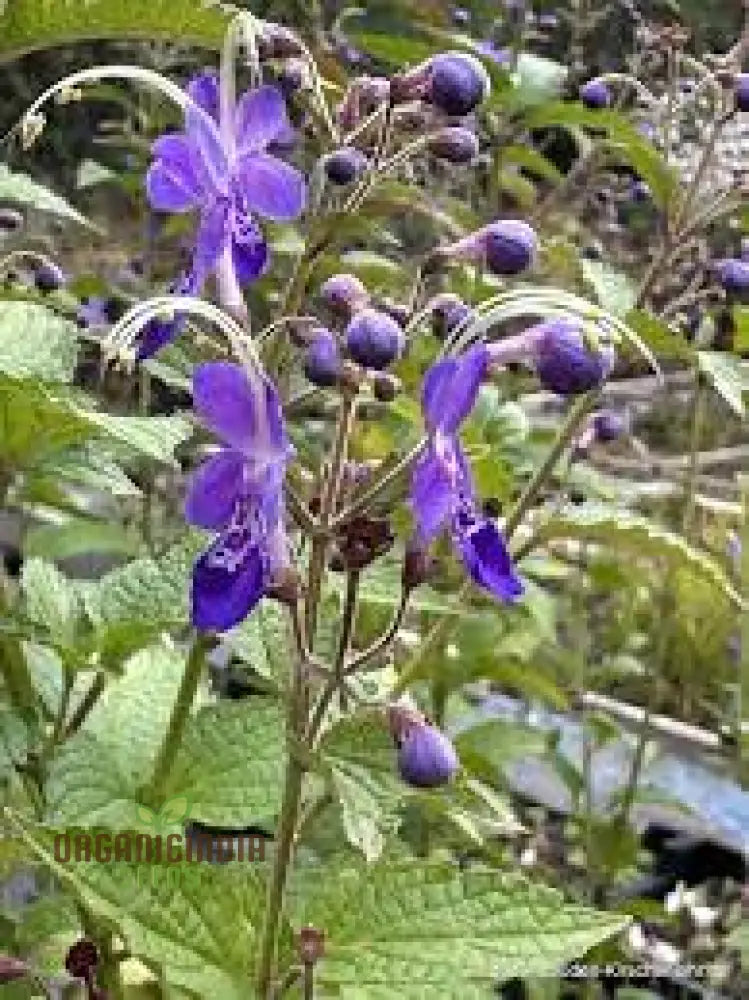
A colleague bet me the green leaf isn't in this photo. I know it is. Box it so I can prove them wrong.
[289,861,628,996]
[6,816,279,1000]
[33,445,142,497]
[0,301,79,381]
[20,558,80,646]
[353,553,466,616]
[74,409,194,464]
[697,350,746,418]
[319,711,405,862]
[454,718,546,785]
[23,519,140,561]
[532,504,746,609]
[512,53,568,107]
[82,533,205,651]
[0,378,91,464]
[0,164,92,228]
[499,145,563,185]
[223,598,292,685]
[581,260,636,318]
[45,643,188,827]
[162,700,285,827]
[0,0,229,59]
[625,310,695,362]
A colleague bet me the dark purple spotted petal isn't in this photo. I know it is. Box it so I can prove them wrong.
[192,538,265,632]
[237,153,306,221]
[235,85,292,154]
[187,71,220,121]
[421,343,487,436]
[231,222,269,283]
[184,450,247,529]
[146,134,202,212]
[185,106,230,196]
[455,515,523,602]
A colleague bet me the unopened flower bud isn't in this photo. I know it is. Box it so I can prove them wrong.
[373,371,401,401]
[392,52,489,117]
[304,328,341,387]
[717,258,749,299]
[297,926,325,964]
[0,956,28,983]
[431,293,473,338]
[320,273,370,317]
[402,541,437,591]
[534,318,615,395]
[324,146,368,185]
[346,308,404,370]
[580,79,611,109]
[398,721,459,788]
[65,939,99,981]
[34,261,66,293]
[258,23,304,59]
[429,126,479,164]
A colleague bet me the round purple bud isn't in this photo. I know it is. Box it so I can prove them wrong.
[320,273,370,317]
[428,52,490,117]
[483,219,538,276]
[534,318,615,395]
[429,126,479,164]
[325,147,368,185]
[398,722,459,788]
[718,259,749,298]
[593,409,627,443]
[735,74,749,113]
[345,308,404,370]
[580,79,611,110]
[34,261,65,293]
[431,293,473,339]
[630,180,651,203]
[304,328,341,387]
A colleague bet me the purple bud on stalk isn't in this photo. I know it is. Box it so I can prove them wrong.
[429,126,479,164]
[431,293,473,339]
[718,258,749,298]
[398,721,459,788]
[735,73,749,113]
[443,220,538,276]
[325,147,368,185]
[593,409,627,442]
[34,261,65,292]
[580,79,611,109]
[346,308,404,370]
[488,317,615,396]
[320,273,370,317]
[304,328,341,387]
[392,52,489,117]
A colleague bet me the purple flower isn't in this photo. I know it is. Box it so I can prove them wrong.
[410,344,523,603]
[735,73,749,113]
[488,317,615,396]
[76,296,110,330]
[185,362,293,632]
[34,261,65,293]
[146,75,305,294]
[304,328,341,386]
[320,272,370,317]
[580,79,611,110]
[398,722,459,788]
[345,308,404,370]
[429,126,479,164]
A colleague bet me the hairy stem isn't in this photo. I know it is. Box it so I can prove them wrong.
[140,633,211,806]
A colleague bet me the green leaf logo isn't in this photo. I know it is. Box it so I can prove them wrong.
[135,796,190,832]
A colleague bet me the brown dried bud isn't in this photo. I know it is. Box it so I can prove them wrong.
[297,926,325,965]
[266,567,303,605]
[0,956,29,983]
[373,372,401,402]
[402,542,437,592]
[334,515,394,571]
[65,939,98,981]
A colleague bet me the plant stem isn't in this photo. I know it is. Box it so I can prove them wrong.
[140,632,211,806]
[256,746,306,998]
[64,671,106,739]
[332,438,426,530]
[345,588,409,674]
[334,570,359,712]
[504,390,600,538]
[682,373,707,541]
